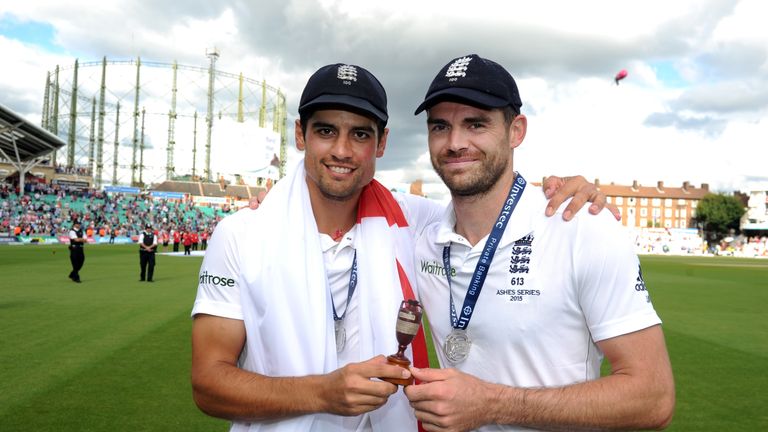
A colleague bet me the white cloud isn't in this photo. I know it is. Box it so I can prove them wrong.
[2,0,767,194]
[0,35,71,118]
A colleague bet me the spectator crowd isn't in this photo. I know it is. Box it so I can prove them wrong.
[0,182,231,249]
[2,181,766,257]
[630,226,767,257]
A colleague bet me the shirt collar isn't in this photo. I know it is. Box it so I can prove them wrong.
[319,224,358,255]
[432,178,543,250]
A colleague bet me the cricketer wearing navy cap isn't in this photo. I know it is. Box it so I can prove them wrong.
[414,54,522,115]
[299,63,389,125]
[405,54,675,431]
[191,61,428,432]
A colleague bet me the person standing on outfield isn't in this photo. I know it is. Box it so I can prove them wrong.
[183,229,192,255]
[162,229,170,250]
[405,54,675,431]
[172,228,181,252]
[67,220,86,283]
[191,230,200,251]
[190,62,612,432]
[138,223,158,282]
[200,228,209,250]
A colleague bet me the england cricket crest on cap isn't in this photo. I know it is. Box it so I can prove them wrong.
[337,65,358,84]
[445,56,472,81]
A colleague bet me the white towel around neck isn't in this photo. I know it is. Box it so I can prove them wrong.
[233,159,423,432]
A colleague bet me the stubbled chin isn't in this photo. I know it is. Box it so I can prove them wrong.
[439,164,474,179]
[319,186,358,202]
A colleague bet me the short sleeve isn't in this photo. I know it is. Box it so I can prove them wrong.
[573,212,661,342]
[191,216,244,320]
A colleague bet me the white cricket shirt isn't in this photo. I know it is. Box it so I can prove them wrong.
[192,191,443,432]
[414,180,661,431]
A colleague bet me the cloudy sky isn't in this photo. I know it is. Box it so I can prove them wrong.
[2,0,767,199]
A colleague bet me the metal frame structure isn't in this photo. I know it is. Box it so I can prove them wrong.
[41,54,288,188]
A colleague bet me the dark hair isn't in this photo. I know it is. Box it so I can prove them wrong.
[502,105,520,126]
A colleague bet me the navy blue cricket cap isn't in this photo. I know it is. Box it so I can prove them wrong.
[299,63,388,125]
[414,54,522,115]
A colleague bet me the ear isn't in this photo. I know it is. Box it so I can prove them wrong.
[295,119,306,151]
[509,114,527,150]
[376,127,389,158]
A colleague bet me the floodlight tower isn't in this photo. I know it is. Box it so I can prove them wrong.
[95,57,107,188]
[66,59,79,168]
[52,67,60,165]
[130,57,142,186]
[204,48,219,183]
[165,61,178,180]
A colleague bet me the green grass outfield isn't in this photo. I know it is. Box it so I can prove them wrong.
[1,245,766,431]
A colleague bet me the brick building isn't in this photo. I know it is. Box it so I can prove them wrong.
[596,180,710,229]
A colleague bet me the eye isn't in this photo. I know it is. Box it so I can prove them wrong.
[468,122,485,129]
[353,130,372,140]
[315,127,335,136]
[429,123,448,133]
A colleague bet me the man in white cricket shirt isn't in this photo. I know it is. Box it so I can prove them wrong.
[406,54,675,432]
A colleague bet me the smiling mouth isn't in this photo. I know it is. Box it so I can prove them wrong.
[328,165,353,174]
[442,157,477,168]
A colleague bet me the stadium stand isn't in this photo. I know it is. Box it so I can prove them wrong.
[0,180,233,246]
[630,227,706,255]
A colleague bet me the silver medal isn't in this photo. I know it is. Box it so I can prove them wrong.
[335,319,346,353]
[443,329,471,364]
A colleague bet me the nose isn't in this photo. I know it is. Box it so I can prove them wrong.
[445,129,468,153]
[330,133,354,159]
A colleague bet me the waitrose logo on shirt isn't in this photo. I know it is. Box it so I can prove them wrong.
[199,271,236,287]
[419,260,456,277]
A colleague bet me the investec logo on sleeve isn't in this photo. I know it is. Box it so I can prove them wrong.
[199,270,236,287]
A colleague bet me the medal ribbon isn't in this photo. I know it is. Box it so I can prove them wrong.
[331,250,358,322]
[443,174,527,330]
